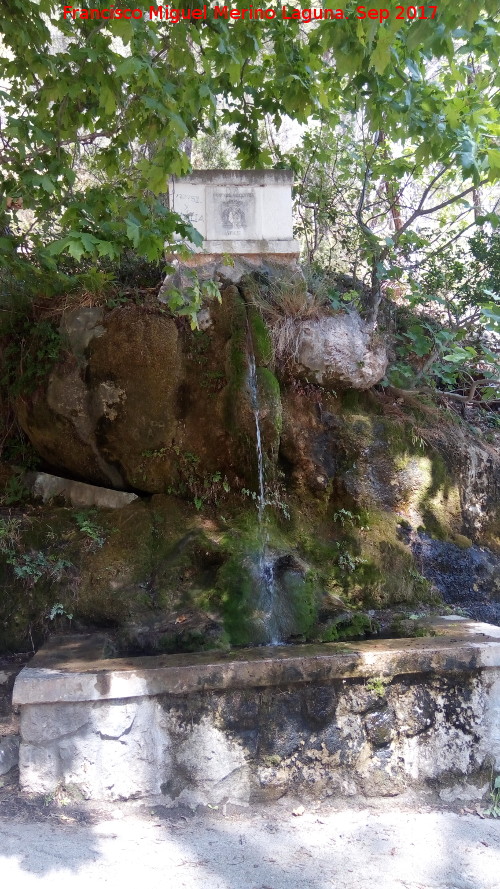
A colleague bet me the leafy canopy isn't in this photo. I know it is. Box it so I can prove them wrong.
[0,1,499,266]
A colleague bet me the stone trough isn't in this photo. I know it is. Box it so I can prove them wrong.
[12,618,500,806]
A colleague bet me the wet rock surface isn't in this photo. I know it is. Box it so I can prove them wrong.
[14,284,281,494]
[3,278,500,654]
[116,610,227,656]
[408,531,500,626]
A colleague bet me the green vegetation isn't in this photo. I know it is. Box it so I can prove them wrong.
[74,511,106,548]
[485,775,500,818]
[164,272,221,331]
[366,676,391,698]
[2,3,499,339]
[1,318,61,398]
[319,613,373,644]
[0,471,30,506]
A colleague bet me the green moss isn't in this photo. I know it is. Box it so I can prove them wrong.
[262,754,282,766]
[295,530,340,565]
[281,567,318,637]
[309,510,442,611]
[340,390,362,411]
[257,367,283,437]
[319,612,372,643]
[215,513,272,645]
[158,627,229,654]
[223,292,248,433]
[0,498,219,651]
[217,553,256,646]
[0,508,81,651]
[248,307,273,366]
[388,617,437,639]
[416,452,461,541]
[210,510,322,645]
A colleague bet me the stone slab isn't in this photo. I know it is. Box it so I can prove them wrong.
[28,472,138,508]
[169,169,300,255]
[13,619,500,706]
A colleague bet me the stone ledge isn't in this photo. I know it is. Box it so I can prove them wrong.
[27,472,139,509]
[13,619,500,706]
[172,170,294,186]
[195,239,300,255]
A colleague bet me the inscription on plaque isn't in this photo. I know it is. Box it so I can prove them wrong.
[171,186,206,230]
[207,187,257,240]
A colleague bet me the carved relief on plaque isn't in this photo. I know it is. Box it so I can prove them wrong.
[207,187,257,240]
[221,200,246,233]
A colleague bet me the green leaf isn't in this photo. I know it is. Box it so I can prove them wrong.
[115,57,142,79]
[46,237,71,256]
[125,220,141,248]
[227,61,241,86]
[96,240,119,259]
[487,149,500,176]
[112,17,134,44]
[100,86,116,116]
[40,175,55,193]
[67,238,86,261]
[166,112,188,138]
[370,32,392,75]
[79,232,98,252]
[406,20,432,50]
[146,165,168,195]
[406,59,421,82]
[442,347,477,362]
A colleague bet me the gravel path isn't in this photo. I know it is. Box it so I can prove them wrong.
[0,795,499,889]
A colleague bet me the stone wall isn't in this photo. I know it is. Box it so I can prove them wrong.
[0,658,29,778]
[14,620,500,805]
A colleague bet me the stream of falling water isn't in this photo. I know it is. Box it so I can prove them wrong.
[246,327,281,645]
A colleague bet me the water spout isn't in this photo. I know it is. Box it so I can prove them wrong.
[246,322,282,645]
[246,342,266,525]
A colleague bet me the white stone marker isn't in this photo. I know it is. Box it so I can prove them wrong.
[169,169,299,257]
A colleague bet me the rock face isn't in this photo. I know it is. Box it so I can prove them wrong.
[295,313,388,390]
[4,274,500,652]
[408,531,500,625]
[15,289,281,495]
[16,306,183,490]
[14,296,387,497]
[0,736,19,776]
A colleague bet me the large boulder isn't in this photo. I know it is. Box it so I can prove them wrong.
[295,312,388,390]
[16,306,184,490]
[15,289,281,494]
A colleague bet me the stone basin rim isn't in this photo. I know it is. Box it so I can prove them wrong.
[12,618,500,706]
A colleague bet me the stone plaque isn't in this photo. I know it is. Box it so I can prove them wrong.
[169,170,299,255]
[206,187,257,240]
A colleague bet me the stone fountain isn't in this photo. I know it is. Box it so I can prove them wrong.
[8,170,500,805]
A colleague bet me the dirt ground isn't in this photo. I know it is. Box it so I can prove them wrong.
[1,771,499,889]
